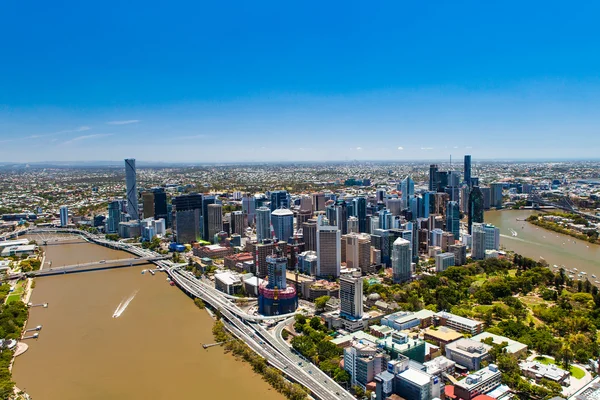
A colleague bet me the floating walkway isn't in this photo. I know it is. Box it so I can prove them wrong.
[27,302,48,308]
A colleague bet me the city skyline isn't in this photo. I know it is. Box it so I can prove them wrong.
[2,2,600,161]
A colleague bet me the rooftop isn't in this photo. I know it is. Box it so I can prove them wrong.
[457,365,501,389]
[471,332,528,354]
[435,311,482,328]
[399,367,432,386]
[424,326,463,342]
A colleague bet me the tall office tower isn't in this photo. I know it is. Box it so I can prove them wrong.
[376,188,386,203]
[106,200,122,233]
[433,193,449,216]
[201,196,216,241]
[172,193,203,243]
[302,219,318,251]
[429,228,444,248]
[59,205,68,227]
[352,197,367,233]
[345,232,369,270]
[445,186,460,204]
[468,186,484,234]
[446,201,460,240]
[449,243,467,266]
[300,195,313,212]
[316,218,341,278]
[464,155,472,187]
[242,194,256,226]
[370,217,380,235]
[472,223,500,260]
[326,204,337,227]
[207,204,223,242]
[481,187,491,210]
[269,190,290,211]
[347,216,359,233]
[296,209,312,228]
[386,198,403,216]
[441,231,455,252]
[400,176,415,208]
[312,192,326,212]
[437,171,449,192]
[142,191,155,219]
[378,209,393,230]
[490,183,503,208]
[460,186,470,213]
[429,164,439,191]
[152,188,168,222]
[230,210,246,236]
[327,201,348,234]
[256,206,272,242]
[124,158,138,219]
[448,171,461,188]
[266,253,287,290]
[271,208,294,242]
[392,238,412,283]
[408,197,419,221]
[373,228,391,267]
[340,273,363,319]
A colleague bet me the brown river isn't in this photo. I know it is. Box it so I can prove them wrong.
[485,209,600,276]
[12,236,283,400]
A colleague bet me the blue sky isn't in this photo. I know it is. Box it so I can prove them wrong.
[1,1,600,162]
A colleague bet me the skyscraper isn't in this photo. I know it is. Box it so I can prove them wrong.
[312,193,325,212]
[464,155,472,187]
[59,205,68,227]
[490,183,504,209]
[201,196,216,241]
[302,219,318,251]
[468,186,484,234]
[429,164,439,192]
[230,210,246,236]
[256,206,272,242]
[400,176,414,208]
[142,191,154,219]
[446,201,460,240]
[270,190,290,211]
[392,238,412,283]
[152,188,168,222]
[124,158,138,219]
[316,217,341,278]
[242,194,256,226]
[266,253,287,290]
[353,197,367,233]
[207,203,223,242]
[106,200,122,233]
[271,208,294,242]
[472,223,500,260]
[347,216,359,234]
[340,273,363,319]
[172,193,203,243]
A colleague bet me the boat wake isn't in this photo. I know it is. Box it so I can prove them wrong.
[112,290,139,318]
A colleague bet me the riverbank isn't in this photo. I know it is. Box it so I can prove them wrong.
[526,214,600,245]
[211,320,309,400]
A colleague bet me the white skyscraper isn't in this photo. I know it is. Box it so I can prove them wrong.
[340,273,363,319]
[392,237,412,283]
[316,216,341,278]
[59,205,68,227]
[400,176,414,208]
[472,223,500,260]
[125,158,138,219]
[256,206,272,242]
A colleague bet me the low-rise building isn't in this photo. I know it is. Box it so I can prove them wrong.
[214,271,242,295]
[381,309,435,331]
[569,376,600,400]
[344,338,389,389]
[423,326,463,350]
[434,311,483,335]
[519,360,570,386]
[379,332,426,363]
[423,356,456,377]
[193,244,233,259]
[445,338,491,371]
[454,364,503,400]
[224,252,254,270]
[1,245,37,257]
[471,332,528,357]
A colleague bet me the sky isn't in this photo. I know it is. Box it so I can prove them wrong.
[1,1,600,163]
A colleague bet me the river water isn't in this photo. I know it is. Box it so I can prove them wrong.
[485,210,600,276]
[11,236,283,400]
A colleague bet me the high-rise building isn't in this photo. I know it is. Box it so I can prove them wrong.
[173,193,203,244]
[401,176,415,208]
[256,207,272,242]
[302,219,318,252]
[435,252,455,272]
[59,205,68,227]
[312,193,325,212]
[152,188,168,222]
[300,195,313,212]
[468,186,484,234]
[242,194,256,226]
[230,210,246,236]
[376,188,387,203]
[106,200,122,233]
[449,243,467,266]
[429,164,439,192]
[269,190,290,211]
[392,238,412,283]
[142,191,154,219]
[472,223,500,260]
[125,158,138,219]
[271,208,294,242]
[201,196,216,241]
[490,183,503,209]
[387,198,403,216]
[340,274,363,319]
[429,228,444,248]
[446,201,460,240]
[353,197,367,233]
[481,187,491,210]
[347,216,359,233]
[316,217,341,278]
[207,204,223,242]
[258,248,297,316]
[266,253,287,289]
[464,155,472,187]
[346,233,371,270]
[460,186,470,214]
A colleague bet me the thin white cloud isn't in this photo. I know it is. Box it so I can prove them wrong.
[356,147,363,150]
[397,146,404,150]
[107,120,140,125]
[27,126,90,139]
[421,147,434,150]
[63,133,113,145]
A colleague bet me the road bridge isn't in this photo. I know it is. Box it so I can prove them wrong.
[528,193,600,222]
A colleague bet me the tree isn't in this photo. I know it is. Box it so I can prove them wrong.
[309,316,322,330]
[353,385,365,398]
[194,298,205,309]
[314,295,330,312]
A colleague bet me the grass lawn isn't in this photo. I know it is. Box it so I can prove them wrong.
[534,356,586,379]
[6,293,21,304]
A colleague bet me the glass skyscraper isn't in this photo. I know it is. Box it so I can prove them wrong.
[446,201,460,240]
[468,186,484,234]
[256,206,272,242]
[124,158,138,219]
[464,155,472,187]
